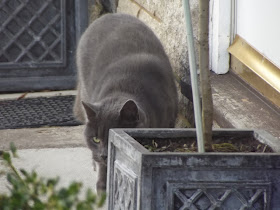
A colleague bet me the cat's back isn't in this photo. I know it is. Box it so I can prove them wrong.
[79,13,163,51]
[77,14,168,75]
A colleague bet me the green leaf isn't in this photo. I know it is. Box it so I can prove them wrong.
[33,200,45,210]
[31,170,38,182]
[7,173,19,186]
[86,189,96,203]
[10,142,17,157]
[2,152,11,164]
[68,182,82,195]
[47,178,59,188]
[97,192,106,207]
[19,169,28,177]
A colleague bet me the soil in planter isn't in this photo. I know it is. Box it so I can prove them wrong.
[136,135,273,153]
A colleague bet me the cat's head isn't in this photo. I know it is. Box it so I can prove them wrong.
[82,99,147,165]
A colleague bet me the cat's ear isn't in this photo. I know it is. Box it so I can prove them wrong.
[120,100,139,123]
[82,101,100,122]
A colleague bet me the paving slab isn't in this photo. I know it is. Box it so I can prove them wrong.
[0,126,86,151]
[0,147,95,194]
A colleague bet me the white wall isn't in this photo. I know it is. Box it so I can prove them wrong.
[236,0,280,68]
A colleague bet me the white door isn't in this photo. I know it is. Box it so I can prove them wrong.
[236,0,280,68]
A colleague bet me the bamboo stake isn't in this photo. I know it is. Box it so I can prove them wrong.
[199,0,213,151]
[183,0,205,153]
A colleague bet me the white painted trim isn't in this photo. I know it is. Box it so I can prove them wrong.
[209,0,233,74]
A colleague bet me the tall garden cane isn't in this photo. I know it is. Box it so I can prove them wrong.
[183,0,213,152]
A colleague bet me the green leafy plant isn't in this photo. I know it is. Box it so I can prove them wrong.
[0,143,105,210]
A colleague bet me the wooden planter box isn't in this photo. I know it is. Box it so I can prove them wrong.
[107,128,280,210]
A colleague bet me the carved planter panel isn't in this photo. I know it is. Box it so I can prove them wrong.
[107,128,280,210]
[113,161,137,210]
[168,182,270,209]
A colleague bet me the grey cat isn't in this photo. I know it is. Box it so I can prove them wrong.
[73,13,178,192]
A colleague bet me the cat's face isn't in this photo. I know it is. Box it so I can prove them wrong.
[82,99,146,165]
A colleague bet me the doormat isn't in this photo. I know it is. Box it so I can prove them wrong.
[0,95,82,130]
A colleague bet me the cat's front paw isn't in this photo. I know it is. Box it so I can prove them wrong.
[96,179,106,194]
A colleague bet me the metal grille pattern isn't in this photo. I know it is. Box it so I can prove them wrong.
[173,186,268,210]
[0,0,66,69]
[0,95,80,129]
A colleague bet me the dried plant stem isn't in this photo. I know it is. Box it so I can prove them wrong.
[130,0,161,22]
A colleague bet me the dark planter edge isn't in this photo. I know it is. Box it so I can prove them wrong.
[107,128,280,209]
[108,128,280,170]
[109,128,280,153]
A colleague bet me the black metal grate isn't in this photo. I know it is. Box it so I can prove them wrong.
[0,0,66,69]
[0,95,81,129]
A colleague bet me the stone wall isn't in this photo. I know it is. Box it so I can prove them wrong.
[117,0,199,82]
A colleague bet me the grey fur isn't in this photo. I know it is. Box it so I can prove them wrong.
[73,13,178,192]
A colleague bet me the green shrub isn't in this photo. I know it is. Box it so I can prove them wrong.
[0,143,105,210]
